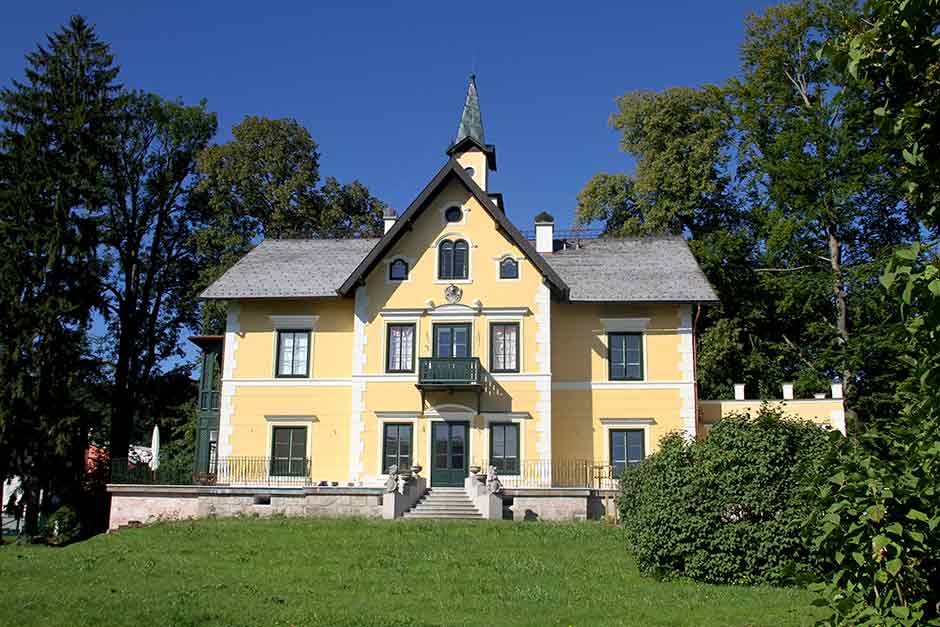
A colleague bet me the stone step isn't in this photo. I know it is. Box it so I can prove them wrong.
[412,505,480,513]
[404,512,483,520]
[417,498,474,505]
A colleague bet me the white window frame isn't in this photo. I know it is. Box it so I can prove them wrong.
[269,315,319,379]
[264,415,317,481]
[439,203,467,227]
[601,318,649,383]
[481,412,528,479]
[494,252,523,282]
[600,418,654,468]
[375,412,420,477]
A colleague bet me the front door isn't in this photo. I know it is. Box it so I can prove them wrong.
[431,421,469,487]
[433,324,472,358]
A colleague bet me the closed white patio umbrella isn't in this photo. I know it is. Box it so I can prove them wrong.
[150,425,161,472]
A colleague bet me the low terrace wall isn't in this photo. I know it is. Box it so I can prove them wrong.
[107,485,383,530]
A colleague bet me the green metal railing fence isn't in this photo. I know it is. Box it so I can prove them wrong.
[418,357,481,385]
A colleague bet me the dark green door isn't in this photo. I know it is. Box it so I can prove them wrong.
[433,324,472,358]
[431,422,469,487]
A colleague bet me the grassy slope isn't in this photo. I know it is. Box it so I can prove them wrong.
[0,519,819,627]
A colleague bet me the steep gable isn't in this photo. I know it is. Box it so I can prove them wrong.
[337,159,567,297]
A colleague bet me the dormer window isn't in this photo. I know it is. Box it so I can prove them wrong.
[438,239,469,280]
[389,259,408,281]
[499,257,519,280]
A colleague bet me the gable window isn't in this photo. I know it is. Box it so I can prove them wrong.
[389,259,408,281]
[444,206,463,223]
[490,323,519,372]
[490,423,520,475]
[498,257,519,279]
[276,330,310,378]
[608,332,642,381]
[438,239,469,280]
[382,423,413,473]
[271,426,308,477]
[609,429,644,477]
[386,324,415,373]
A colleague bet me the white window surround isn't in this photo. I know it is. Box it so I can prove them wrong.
[272,328,313,379]
[493,252,523,282]
[422,404,476,477]
[383,317,420,374]
[603,331,648,382]
[439,203,468,227]
[384,255,415,285]
[433,232,473,284]
[485,317,524,373]
[599,418,654,466]
[264,416,317,481]
[269,316,319,379]
[375,412,420,477]
[481,412,529,478]
[600,318,650,333]
[268,315,319,329]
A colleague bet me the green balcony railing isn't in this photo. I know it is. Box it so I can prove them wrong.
[418,357,481,386]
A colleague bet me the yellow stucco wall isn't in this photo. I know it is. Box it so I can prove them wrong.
[214,157,844,486]
[699,399,845,434]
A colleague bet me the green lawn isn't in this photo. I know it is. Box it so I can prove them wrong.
[0,518,820,627]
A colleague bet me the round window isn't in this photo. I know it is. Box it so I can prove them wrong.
[464,166,475,178]
[444,207,462,223]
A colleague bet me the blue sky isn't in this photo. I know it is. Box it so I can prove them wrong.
[2,1,773,230]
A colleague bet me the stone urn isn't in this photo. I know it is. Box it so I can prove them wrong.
[411,464,423,476]
[469,465,481,475]
[398,469,413,481]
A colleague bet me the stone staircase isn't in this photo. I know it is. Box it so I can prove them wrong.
[402,487,483,520]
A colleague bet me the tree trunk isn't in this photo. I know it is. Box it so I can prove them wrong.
[828,227,855,430]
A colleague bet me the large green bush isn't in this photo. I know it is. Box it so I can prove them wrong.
[804,245,940,626]
[619,406,830,585]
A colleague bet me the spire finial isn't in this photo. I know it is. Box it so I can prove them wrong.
[455,74,484,145]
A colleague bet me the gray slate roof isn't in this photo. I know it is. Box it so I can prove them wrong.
[200,238,378,299]
[201,234,718,303]
[546,236,718,302]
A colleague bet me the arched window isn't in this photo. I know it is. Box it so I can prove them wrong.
[389,259,408,281]
[438,239,469,280]
[499,257,519,279]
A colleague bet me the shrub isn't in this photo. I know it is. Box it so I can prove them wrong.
[806,422,940,626]
[47,506,81,545]
[619,405,830,585]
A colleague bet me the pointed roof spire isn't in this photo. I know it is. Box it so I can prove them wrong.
[455,74,484,144]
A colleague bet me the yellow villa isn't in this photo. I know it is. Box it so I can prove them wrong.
[108,76,845,526]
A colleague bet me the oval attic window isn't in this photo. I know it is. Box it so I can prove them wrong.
[444,207,462,223]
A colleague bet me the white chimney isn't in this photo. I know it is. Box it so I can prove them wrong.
[535,212,555,253]
[831,383,843,399]
[733,383,745,400]
[782,383,794,400]
[383,207,397,234]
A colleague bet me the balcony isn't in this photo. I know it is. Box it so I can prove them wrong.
[417,357,482,387]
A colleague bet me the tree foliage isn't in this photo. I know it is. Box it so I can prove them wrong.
[577,0,916,428]
[807,246,940,625]
[0,16,119,534]
[619,407,831,585]
[100,91,217,461]
[195,115,387,333]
